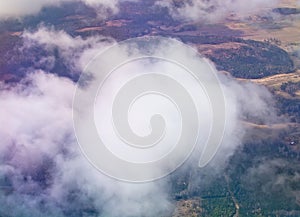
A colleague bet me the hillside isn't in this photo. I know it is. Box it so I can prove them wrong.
[0,0,300,216]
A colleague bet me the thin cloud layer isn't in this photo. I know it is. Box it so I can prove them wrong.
[21,26,115,75]
[242,158,300,203]
[0,0,131,19]
[156,0,279,23]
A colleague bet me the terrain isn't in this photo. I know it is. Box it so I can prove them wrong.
[0,0,300,216]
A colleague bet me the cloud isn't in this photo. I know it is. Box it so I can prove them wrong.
[0,0,63,19]
[21,26,115,76]
[156,0,279,23]
[0,0,132,20]
[0,0,281,24]
[22,28,281,167]
[208,76,279,167]
[295,48,300,60]
[0,71,172,217]
[242,158,300,201]
[0,28,281,215]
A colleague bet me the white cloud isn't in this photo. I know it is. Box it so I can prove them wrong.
[21,26,115,74]
[0,0,281,22]
[0,28,281,215]
[0,71,172,217]
[20,28,281,169]
[242,158,300,201]
[0,0,62,19]
[0,0,129,19]
[156,0,279,23]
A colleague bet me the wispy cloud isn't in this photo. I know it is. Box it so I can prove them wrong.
[0,0,134,20]
[0,28,281,216]
[156,0,279,23]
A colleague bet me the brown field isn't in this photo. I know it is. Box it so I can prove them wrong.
[75,26,104,32]
[173,199,202,217]
[246,70,300,87]
[226,0,300,51]
[279,0,299,7]
[237,70,300,98]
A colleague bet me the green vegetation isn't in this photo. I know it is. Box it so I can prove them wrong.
[170,133,300,216]
[201,197,235,217]
[276,96,300,122]
[208,40,295,79]
[280,81,300,97]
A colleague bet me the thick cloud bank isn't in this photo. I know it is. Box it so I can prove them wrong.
[0,71,172,217]
[0,28,280,216]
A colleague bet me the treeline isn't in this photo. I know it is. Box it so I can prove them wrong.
[276,96,300,122]
[207,39,295,79]
[280,81,300,97]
